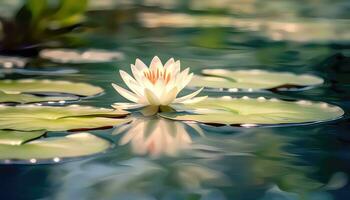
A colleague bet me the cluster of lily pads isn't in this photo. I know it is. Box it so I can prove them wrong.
[0,77,132,163]
[0,52,133,163]
[0,55,345,164]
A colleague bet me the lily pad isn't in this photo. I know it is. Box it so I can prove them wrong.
[39,48,124,63]
[0,79,103,97]
[0,130,46,145]
[0,132,111,162]
[0,91,78,104]
[189,69,324,91]
[160,97,344,126]
[0,105,131,131]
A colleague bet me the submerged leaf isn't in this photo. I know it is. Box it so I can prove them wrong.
[0,105,131,131]
[189,69,323,91]
[0,79,103,97]
[0,130,46,145]
[160,97,344,126]
[0,132,110,161]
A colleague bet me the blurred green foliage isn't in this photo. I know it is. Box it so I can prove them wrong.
[0,0,87,53]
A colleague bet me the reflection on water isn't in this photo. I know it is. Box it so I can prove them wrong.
[44,127,332,200]
[50,157,230,200]
[113,116,204,158]
[191,129,325,194]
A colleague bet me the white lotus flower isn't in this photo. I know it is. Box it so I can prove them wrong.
[112,56,206,115]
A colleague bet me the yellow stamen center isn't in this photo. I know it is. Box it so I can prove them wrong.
[143,68,171,84]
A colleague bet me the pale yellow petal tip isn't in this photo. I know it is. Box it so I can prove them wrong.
[173,87,204,104]
[167,57,175,63]
[111,103,127,110]
[111,83,139,103]
[111,83,120,91]
[151,56,161,63]
[114,108,131,115]
[135,58,144,63]
[119,70,126,77]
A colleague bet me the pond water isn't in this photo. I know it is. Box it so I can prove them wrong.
[0,1,350,200]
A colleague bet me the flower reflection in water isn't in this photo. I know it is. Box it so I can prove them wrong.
[47,129,324,200]
[113,116,204,158]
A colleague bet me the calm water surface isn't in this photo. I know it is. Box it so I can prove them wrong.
[0,3,350,200]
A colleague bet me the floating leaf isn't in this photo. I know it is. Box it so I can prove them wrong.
[189,69,324,91]
[0,105,131,131]
[0,132,110,162]
[39,48,124,63]
[160,97,344,126]
[0,130,46,145]
[0,91,78,104]
[0,79,103,97]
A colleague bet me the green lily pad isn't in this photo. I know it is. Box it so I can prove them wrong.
[189,69,324,91]
[160,97,344,126]
[0,132,111,162]
[0,130,46,145]
[0,79,103,97]
[0,91,78,104]
[0,105,131,131]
